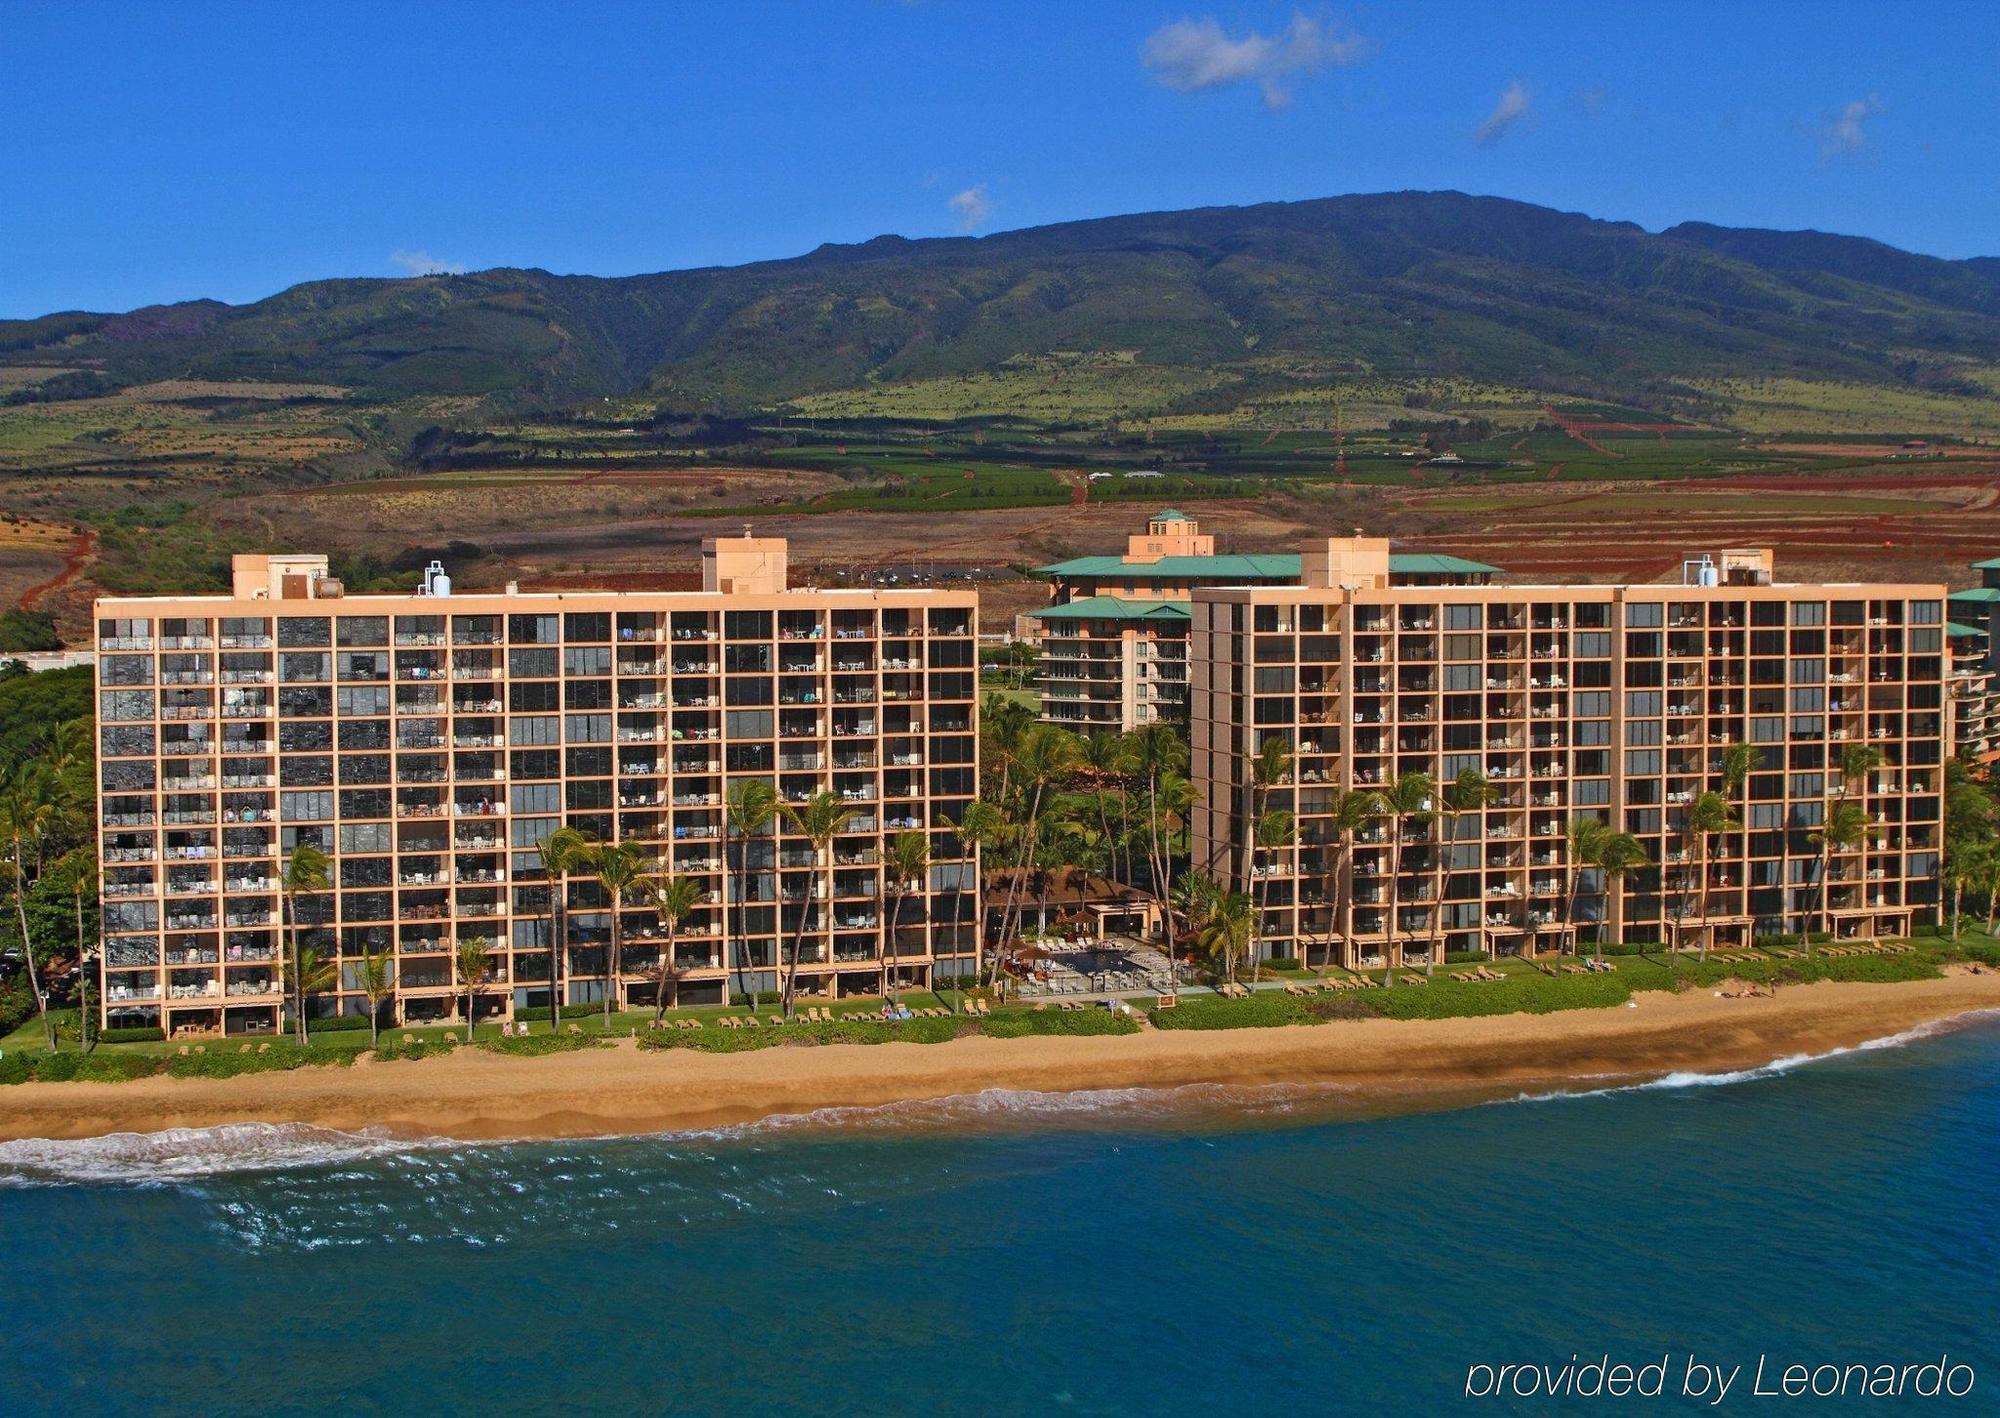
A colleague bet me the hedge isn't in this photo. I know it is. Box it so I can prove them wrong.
[98,1025,165,1044]
[304,1014,373,1034]
[0,1040,356,1084]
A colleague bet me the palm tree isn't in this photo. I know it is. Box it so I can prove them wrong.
[535,825,590,1036]
[52,844,96,1053]
[1130,723,1190,956]
[883,828,930,1004]
[357,947,393,1047]
[1250,808,1294,986]
[723,778,779,1012]
[1170,870,1220,981]
[1077,732,1136,885]
[1686,789,1739,962]
[1944,840,1988,944]
[643,873,700,1023]
[1807,800,1870,952]
[1369,772,1433,985]
[586,840,647,1025]
[1562,816,1611,955]
[1324,789,1375,970]
[0,782,60,1049]
[280,843,331,1044]
[1434,768,1493,971]
[454,935,492,1042]
[993,725,1077,978]
[779,791,857,1019]
[290,946,338,1041]
[956,798,1005,996]
[1195,889,1256,987]
[1144,769,1198,967]
[1979,848,2000,939]
[1592,832,1648,960]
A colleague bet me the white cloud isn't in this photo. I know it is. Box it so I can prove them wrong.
[948,184,993,232]
[389,248,466,276]
[1474,81,1532,146]
[1818,94,1882,159]
[1140,13,1365,109]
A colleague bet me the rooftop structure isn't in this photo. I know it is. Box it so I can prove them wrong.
[1188,547,1947,969]
[93,537,981,1037]
[1031,517,1498,732]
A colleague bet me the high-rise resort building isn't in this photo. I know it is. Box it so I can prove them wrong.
[1189,537,1948,970]
[92,537,980,1037]
[1031,510,1496,731]
[1946,556,2000,763]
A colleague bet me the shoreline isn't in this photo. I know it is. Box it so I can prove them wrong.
[3,975,1997,1146]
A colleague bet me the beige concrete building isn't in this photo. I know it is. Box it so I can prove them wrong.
[93,537,980,1036]
[1033,511,1495,732]
[1190,538,1948,968]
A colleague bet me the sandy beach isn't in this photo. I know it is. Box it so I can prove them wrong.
[3,974,1997,1145]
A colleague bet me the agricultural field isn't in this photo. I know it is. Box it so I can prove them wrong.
[1691,374,2000,436]
[785,351,1241,424]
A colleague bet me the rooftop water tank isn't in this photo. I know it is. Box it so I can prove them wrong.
[422,559,451,597]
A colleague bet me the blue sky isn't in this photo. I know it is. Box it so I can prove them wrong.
[4,1,1996,318]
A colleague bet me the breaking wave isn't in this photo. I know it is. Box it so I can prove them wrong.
[1498,1007,2000,1106]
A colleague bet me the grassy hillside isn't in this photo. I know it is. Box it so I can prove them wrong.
[7,192,2000,421]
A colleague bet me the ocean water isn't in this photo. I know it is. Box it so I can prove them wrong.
[3,1015,1997,1417]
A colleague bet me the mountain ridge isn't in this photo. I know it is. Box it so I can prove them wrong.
[7,191,1999,417]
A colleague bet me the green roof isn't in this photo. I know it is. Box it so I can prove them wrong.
[1036,552,1303,580]
[1035,551,1499,580]
[1029,596,1192,624]
[1949,587,2000,603]
[1390,553,1502,576]
[1152,508,1190,522]
[1971,558,2000,570]
[1948,621,1988,640]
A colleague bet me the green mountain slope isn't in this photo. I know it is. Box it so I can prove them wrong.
[7,191,1999,415]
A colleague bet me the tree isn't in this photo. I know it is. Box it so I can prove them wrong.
[1130,723,1190,958]
[1686,790,1739,962]
[1195,888,1256,986]
[955,798,1005,999]
[1434,768,1493,971]
[1324,789,1375,969]
[0,779,62,1049]
[1250,808,1294,986]
[1807,801,1869,951]
[290,945,338,1039]
[454,935,492,1042]
[1077,732,1136,885]
[357,947,393,1047]
[884,828,930,1004]
[535,825,591,1036]
[643,873,700,1023]
[992,725,1077,982]
[1944,840,1988,944]
[52,843,96,1052]
[586,840,648,1025]
[723,778,779,1012]
[1592,832,1648,961]
[1368,772,1433,985]
[1562,816,1611,957]
[779,791,856,1019]
[281,843,331,1044]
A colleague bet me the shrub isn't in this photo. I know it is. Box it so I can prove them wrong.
[1443,950,1488,965]
[98,1025,165,1044]
[1358,974,1632,1020]
[303,1015,373,1034]
[1263,956,1302,972]
[981,1009,1139,1038]
[480,1032,607,1057]
[164,1042,355,1078]
[0,1051,31,1085]
[1149,994,1318,1031]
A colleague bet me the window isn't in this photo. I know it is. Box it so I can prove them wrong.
[1575,633,1612,659]
[336,616,388,646]
[1575,691,1610,717]
[1625,720,1662,746]
[509,614,560,644]
[564,612,611,642]
[726,709,774,739]
[1626,691,1662,717]
[1791,601,1826,627]
[1625,750,1661,776]
[276,616,330,648]
[1911,600,1942,625]
[1444,604,1482,630]
[1443,634,1480,661]
[339,822,393,852]
[1575,779,1611,806]
[509,648,558,678]
[512,783,561,814]
[280,790,334,821]
[564,713,611,743]
[511,715,560,746]
[337,686,390,717]
[564,646,612,677]
[279,652,330,683]
[1625,602,1664,628]
[99,689,155,722]
[1576,721,1611,746]
[510,682,560,713]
